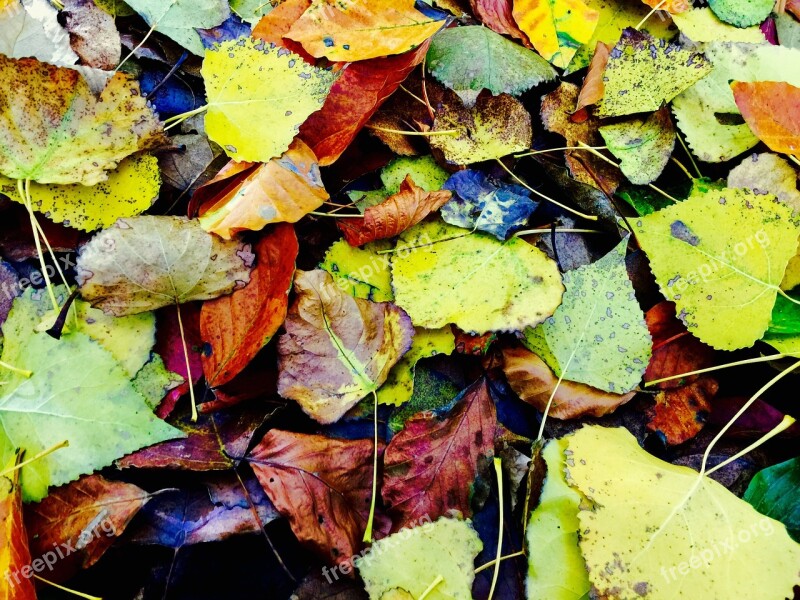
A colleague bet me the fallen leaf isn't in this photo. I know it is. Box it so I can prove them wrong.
[598,28,711,117]
[567,426,800,599]
[125,0,229,55]
[731,80,800,158]
[383,378,496,529]
[502,346,635,419]
[76,215,252,316]
[634,187,800,350]
[672,7,766,42]
[391,219,564,333]
[429,93,533,165]
[0,55,164,185]
[338,176,452,246]
[0,0,78,65]
[469,0,530,44]
[356,518,482,600]
[0,452,36,600]
[727,153,800,214]
[230,0,274,24]
[523,238,652,394]
[202,38,335,163]
[426,25,556,106]
[251,0,313,60]
[320,239,395,303]
[201,224,297,388]
[277,269,414,424]
[646,376,719,445]
[709,395,796,439]
[379,155,449,195]
[249,429,384,565]
[62,0,121,69]
[153,302,202,417]
[512,0,599,68]
[744,457,800,542]
[574,41,610,115]
[640,0,690,12]
[707,0,772,27]
[285,0,444,62]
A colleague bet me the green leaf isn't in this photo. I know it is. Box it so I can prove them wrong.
[0,289,183,501]
[131,353,183,410]
[707,0,772,28]
[634,187,800,350]
[526,438,590,600]
[202,38,335,163]
[320,239,394,302]
[767,293,800,335]
[567,426,800,600]
[744,457,800,542]
[672,43,800,163]
[230,0,273,24]
[776,11,800,49]
[356,517,482,600]
[381,155,449,195]
[522,237,651,394]
[616,183,684,216]
[598,28,711,118]
[599,107,675,185]
[387,364,460,432]
[391,219,564,334]
[426,25,556,105]
[124,0,229,55]
[672,7,766,43]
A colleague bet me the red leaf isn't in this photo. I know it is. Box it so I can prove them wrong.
[201,224,298,388]
[644,301,715,390]
[154,302,203,419]
[731,80,800,157]
[453,328,496,355]
[646,376,719,445]
[248,430,389,566]
[1,453,36,600]
[25,475,149,583]
[709,396,800,439]
[382,378,496,530]
[337,175,452,246]
[469,0,531,45]
[300,44,429,166]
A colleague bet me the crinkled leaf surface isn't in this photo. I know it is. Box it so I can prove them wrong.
[672,7,766,43]
[707,0,772,27]
[731,81,800,158]
[634,187,800,349]
[285,0,444,61]
[441,169,538,239]
[277,269,414,424]
[0,0,78,65]
[0,289,183,501]
[76,215,252,316]
[391,219,564,333]
[567,426,800,600]
[0,154,160,232]
[599,107,675,185]
[728,153,800,214]
[202,38,335,163]
[124,0,229,55]
[672,43,800,163]
[512,0,599,68]
[522,238,651,393]
[426,25,556,105]
[356,517,482,600]
[744,457,800,542]
[598,28,711,117]
[429,93,533,165]
[0,55,164,185]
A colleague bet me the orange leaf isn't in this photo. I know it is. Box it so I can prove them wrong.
[732,81,800,157]
[788,0,800,18]
[299,44,429,166]
[201,224,298,388]
[197,139,329,239]
[469,0,531,46]
[285,0,444,62]
[646,376,719,445]
[337,175,452,246]
[502,346,634,419]
[640,0,691,13]
[1,453,36,600]
[251,0,315,63]
[573,41,611,120]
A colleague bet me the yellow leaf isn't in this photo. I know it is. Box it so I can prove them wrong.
[513,0,599,68]
[320,239,395,302]
[0,154,160,232]
[285,0,444,62]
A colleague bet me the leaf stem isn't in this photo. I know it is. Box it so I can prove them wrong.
[494,159,599,221]
[307,211,363,218]
[487,457,504,600]
[514,146,606,158]
[474,550,526,574]
[670,157,695,180]
[175,303,197,422]
[18,179,59,312]
[0,440,68,478]
[364,125,460,137]
[363,390,379,543]
[416,575,444,600]
[34,575,102,600]
[513,228,605,236]
[163,105,209,131]
[676,130,703,178]
[634,0,666,30]
[0,360,32,378]
[705,415,795,476]
[644,352,800,386]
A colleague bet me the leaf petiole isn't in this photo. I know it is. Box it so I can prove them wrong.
[363,389,379,543]
[645,352,800,386]
[487,457,503,600]
[416,574,444,600]
[0,360,32,378]
[0,440,69,478]
[34,574,101,600]
[175,303,198,422]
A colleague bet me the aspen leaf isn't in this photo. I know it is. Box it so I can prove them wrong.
[731,81,800,158]
[707,0,772,28]
[320,239,394,302]
[124,0,229,55]
[672,7,766,43]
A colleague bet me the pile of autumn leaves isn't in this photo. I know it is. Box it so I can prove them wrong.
[0,0,800,598]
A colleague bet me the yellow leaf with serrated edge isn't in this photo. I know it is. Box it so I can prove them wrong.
[391,219,563,334]
[202,38,335,163]
[566,426,800,599]
[513,0,599,68]
[0,154,159,232]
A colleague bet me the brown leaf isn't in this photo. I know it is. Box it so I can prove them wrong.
[249,429,388,565]
[1,453,36,600]
[646,376,719,445]
[574,42,611,119]
[278,269,414,424]
[731,81,800,157]
[382,378,497,530]
[62,0,121,70]
[197,139,329,239]
[540,82,621,193]
[502,346,634,419]
[469,0,531,45]
[338,176,451,246]
[25,475,149,582]
[201,224,298,387]
[644,301,715,390]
